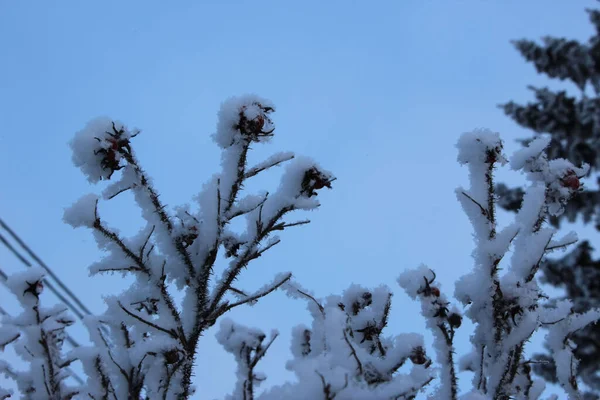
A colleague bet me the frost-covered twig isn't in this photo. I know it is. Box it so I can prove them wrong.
[244,152,295,179]
[216,319,279,400]
[542,302,600,399]
[0,268,79,399]
[399,266,461,400]
[223,272,292,312]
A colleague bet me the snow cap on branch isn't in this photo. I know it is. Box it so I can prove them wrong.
[216,318,270,357]
[213,94,276,149]
[63,193,99,228]
[5,267,46,307]
[277,156,334,209]
[510,135,552,171]
[70,117,137,183]
[398,264,435,300]
[456,128,506,166]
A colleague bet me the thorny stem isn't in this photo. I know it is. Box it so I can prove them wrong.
[120,151,196,281]
[485,160,497,240]
[117,302,178,339]
[295,288,325,316]
[525,235,553,283]
[485,158,504,350]
[342,329,363,375]
[205,205,295,322]
[506,343,526,393]
[223,273,292,313]
[432,316,458,400]
[193,143,250,349]
[244,153,295,179]
[393,376,435,400]
[93,218,184,342]
[186,141,300,397]
[316,371,339,400]
[241,332,278,400]
[482,157,505,392]
[224,144,251,217]
[36,307,60,398]
[477,345,486,392]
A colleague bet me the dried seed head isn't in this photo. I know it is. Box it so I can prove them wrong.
[409,346,427,365]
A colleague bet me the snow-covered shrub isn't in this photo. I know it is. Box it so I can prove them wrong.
[1,99,598,400]
[219,130,600,400]
[1,94,334,399]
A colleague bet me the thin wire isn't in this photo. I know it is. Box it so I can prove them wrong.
[0,233,31,268]
[0,219,110,337]
[0,218,93,317]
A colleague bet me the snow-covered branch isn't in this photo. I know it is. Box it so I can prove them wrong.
[250,282,434,399]
[216,319,279,400]
[54,94,334,398]
[0,268,79,399]
[399,266,461,399]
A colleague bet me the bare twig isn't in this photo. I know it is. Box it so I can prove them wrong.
[227,194,269,221]
[342,329,363,375]
[223,273,292,314]
[106,186,133,200]
[244,154,295,179]
[117,302,178,339]
[461,191,489,219]
[295,288,325,316]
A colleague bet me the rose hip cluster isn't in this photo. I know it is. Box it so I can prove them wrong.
[417,271,462,329]
[301,167,333,197]
[93,122,133,180]
[236,102,275,141]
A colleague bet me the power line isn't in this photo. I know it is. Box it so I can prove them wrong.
[0,218,92,318]
[0,217,110,337]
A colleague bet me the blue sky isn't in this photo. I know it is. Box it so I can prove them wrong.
[1,1,598,398]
